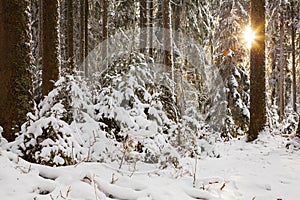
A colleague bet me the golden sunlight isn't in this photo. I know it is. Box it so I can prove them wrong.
[242,25,255,49]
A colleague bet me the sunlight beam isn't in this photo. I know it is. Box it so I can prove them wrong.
[243,25,255,49]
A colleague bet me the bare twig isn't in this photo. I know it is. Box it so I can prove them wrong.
[220,182,226,190]
[110,173,119,184]
[129,159,137,177]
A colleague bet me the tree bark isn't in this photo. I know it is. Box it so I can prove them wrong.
[163,0,172,68]
[0,0,34,141]
[41,0,59,96]
[84,0,89,76]
[279,2,285,122]
[79,0,85,66]
[173,0,182,42]
[66,0,74,73]
[291,1,296,112]
[139,0,147,53]
[295,0,300,138]
[149,0,154,57]
[248,0,266,141]
[102,0,108,68]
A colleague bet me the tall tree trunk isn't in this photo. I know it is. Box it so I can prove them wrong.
[79,0,85,67]
[84,0,89,76]
[41,0,59,96]
[291,1,296,112]
[279,2,285,122]
[294,1,300,138]
[149,0,154,57]
[0,0,34,141]
[102,0,108,69]
[139,0,147,53]
[248,0,266,141]
[173,0,182,42]
[163,0,172,68]
[66,0,74,73]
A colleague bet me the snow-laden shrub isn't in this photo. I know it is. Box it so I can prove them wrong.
[208,60,249,140]
[10,76,91,166]
[267,105,298,137]
[39,75,95,124]
[92,53,179,163]
[9,52,220,167]
[283,112,298,136]
[15,114,85,166]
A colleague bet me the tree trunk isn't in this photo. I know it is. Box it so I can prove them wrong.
[248,0,266,141]
[279,2,285,122]
[149,0,154,57]
[0,0,34,141]
[163,0,172,68]
[79,0,85,67]
[102,0,108,68]
[66,0,74,73]
[291,1,296,112]
[139,0,147,53]
[173,0,182,42]
[41,0,59,96]
[295,0,300,138]
[84,0,89,76]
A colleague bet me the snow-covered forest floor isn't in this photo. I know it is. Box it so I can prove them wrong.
[1,133,299,200]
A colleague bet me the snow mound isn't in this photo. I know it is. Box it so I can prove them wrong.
[1,132,300,200]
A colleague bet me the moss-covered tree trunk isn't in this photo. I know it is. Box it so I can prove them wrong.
[41,0,59,96]
[0,0,34,141]
[248,0,266,141]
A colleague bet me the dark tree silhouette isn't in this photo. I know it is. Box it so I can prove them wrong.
[66,0,74,72]
[102,0,108,68]
[41,0,59,96]
[149,0,154,57]
[0,0,34,141]
[84,0,89,76]
[163,0,172,68]
[248,0,266,141]
[139,0,147,53]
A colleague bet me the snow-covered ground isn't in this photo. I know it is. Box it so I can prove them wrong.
[1,133,299,200]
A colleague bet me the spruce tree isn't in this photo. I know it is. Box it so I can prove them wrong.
[0,0,34,141]
[248,0,266,141]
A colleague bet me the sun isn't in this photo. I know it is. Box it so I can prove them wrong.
[242,25,255,49]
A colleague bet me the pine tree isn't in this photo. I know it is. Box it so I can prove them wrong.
[208,0,250,138]
[41,0,59,96]
[266,0,298,130]
[248,0,266,141]
[0,0,34,141]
